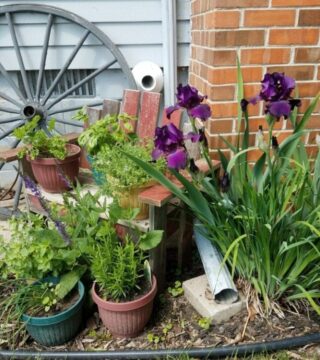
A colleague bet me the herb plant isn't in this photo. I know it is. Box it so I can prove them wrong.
[96,140,166,195]
[91,224,162,301]
[13,116,68,160]
[78,113,137,156]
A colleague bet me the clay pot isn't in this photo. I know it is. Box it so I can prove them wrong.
[92,276,157,338]
[27,144,81,193]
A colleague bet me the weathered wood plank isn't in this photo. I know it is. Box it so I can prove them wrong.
[101,99,120,117]
[137,91,161,139]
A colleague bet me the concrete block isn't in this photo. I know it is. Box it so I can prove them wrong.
[183,274,246,323]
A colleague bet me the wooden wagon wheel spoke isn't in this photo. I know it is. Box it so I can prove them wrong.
[6,12,33,101]
[54,118,84,128]
[0,63,26,103]
[35,14,54,101]
[0,117,22,125]
[0,91,23,108]
[48,101,103,116]
[0,106,20,114]
[0,122,24,141]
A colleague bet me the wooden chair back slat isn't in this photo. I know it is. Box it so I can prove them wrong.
[120,89,141,133]
[101,99,120,118]
[86,107,101,126]
[137,91,161,140]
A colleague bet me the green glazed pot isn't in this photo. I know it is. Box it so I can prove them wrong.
[21,279,85,346]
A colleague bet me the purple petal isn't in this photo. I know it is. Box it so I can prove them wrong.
[152,148,164,160]
[248,95,261,105]
[267,100,291,119]
[167,123,184,143]
[185,132,201,143]
[167,148,187,170]
[166,105,180,119]
[260,73,277,101]
[189,104,211,121]
[176,84,205,109]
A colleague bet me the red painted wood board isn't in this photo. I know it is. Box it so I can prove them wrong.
[137,91,161,139]
[120,89,141,133]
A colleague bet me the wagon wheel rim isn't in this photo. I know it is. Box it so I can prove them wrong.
[0,3,136,211]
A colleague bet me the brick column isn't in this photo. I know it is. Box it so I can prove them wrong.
[190,0,320,161]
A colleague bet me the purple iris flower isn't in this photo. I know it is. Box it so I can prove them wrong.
[154,123,184,153]
[260,72,295,102]
[166,84,212,121]
[152,123,207,170]
[241,72,300,120]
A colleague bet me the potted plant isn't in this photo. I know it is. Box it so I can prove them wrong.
[13,116,81,193]
[90,222,162,338]
[77,111,136,185]
[95,140,166,219]
[0,211,88,346]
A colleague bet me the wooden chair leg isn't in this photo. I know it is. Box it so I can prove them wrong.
[149,204,167,293]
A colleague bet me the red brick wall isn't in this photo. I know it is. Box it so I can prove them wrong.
[189,0,320,160]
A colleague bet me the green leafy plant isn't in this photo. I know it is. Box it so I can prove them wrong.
[78,113,137,156]
[168,281,184,297]
[91,224,162,301]
[147,322,173,345]
[72,106,89,123]
[13,116,68,160]
[0,213,83,280]
[124,65,320,316]
[198,317,211,330]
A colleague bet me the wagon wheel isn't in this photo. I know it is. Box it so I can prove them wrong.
[0,4,136,217]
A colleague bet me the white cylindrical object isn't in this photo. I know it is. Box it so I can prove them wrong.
[132,61,164,93]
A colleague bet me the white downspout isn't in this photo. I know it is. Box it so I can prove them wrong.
[161,0,177,106]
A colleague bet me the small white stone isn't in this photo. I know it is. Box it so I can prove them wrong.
[183,274,246,323]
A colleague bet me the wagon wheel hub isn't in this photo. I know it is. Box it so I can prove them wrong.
[22,103,46,121]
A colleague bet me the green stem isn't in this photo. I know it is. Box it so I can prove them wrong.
[189,117,215,176]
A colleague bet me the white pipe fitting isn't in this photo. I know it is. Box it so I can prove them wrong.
[132,61,164,93]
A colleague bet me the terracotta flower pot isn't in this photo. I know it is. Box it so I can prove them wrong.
[92,275,157,338]
[27,144,81,193]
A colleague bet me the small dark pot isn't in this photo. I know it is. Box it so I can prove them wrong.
[21,279,85,346]
[27,144,81,193]
[92,276,157,338]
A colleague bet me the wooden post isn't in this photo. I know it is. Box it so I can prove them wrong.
[149,204,167,292]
